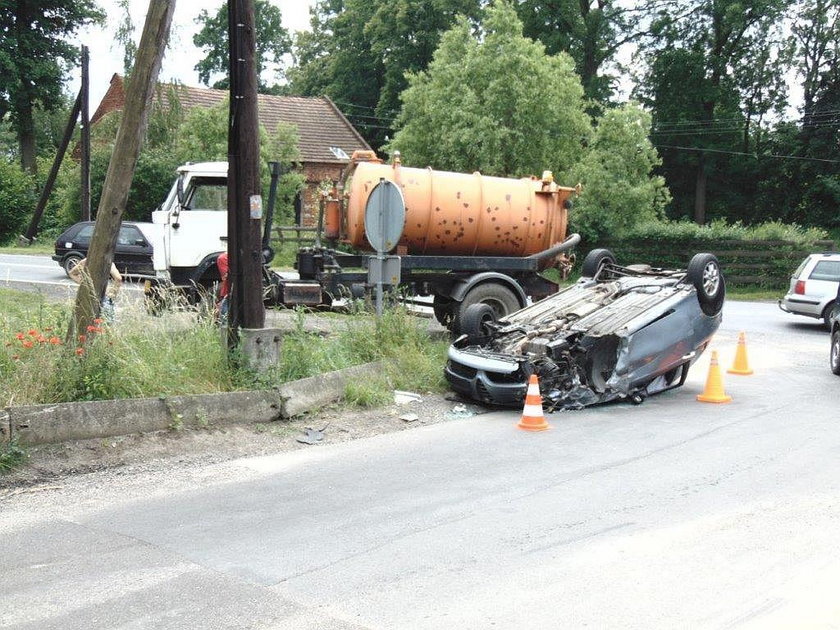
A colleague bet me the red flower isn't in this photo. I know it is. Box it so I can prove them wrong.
[27,329,38,337]
[15,332,24,340]
[78,334,86,343]
[37,335,46,343]
[93,318,103,325]
[86,325,97,332]
[21,340,33,349]
[49,337,62,345]
[75,347,84,356]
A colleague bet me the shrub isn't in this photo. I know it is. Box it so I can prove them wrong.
[0,159,35,244]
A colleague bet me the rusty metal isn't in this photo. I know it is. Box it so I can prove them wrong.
[340,153,576,258]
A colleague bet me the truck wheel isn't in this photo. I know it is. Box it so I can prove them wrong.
[454,283,520,336]
[460,303,496,344]
[62,253,83,277]
[687,253,725,316]
[432,294,454,328]
[581,248,616,279]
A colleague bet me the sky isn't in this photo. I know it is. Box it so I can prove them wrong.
[67,0,316,107]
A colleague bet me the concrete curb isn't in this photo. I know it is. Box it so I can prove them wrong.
[5,360,386,446]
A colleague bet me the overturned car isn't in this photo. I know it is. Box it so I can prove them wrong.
[445,249,725,410]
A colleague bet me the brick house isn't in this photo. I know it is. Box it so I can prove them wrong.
[91,74,372,226]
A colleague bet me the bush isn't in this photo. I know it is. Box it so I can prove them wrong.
[0,159,35,243]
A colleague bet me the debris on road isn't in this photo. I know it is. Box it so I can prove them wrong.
[399,413,419,423]
[296,423,330,445]
[394,390,422,405]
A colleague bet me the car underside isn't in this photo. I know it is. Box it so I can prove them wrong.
[445,251,725,410]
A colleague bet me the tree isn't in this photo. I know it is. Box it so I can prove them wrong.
[0,0,104,174]
[193,0,291,91]
[287,0,482,150]
[389,1,591,177]
[515,0,649,105]
[638,0,792,224]
[567,104,670,241]
[0,158,35,243]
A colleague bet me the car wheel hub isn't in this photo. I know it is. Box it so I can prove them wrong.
[703,263,720,296]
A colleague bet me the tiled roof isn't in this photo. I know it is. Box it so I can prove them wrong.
[94,74,372,164]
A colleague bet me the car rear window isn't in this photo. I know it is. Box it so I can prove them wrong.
[809,260,840,282]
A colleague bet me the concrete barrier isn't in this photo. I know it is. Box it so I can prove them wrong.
[6,360,386,446]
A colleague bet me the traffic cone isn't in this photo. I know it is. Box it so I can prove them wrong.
[727,332,753,375]
[517,374,551,431]
[696,350,732,403]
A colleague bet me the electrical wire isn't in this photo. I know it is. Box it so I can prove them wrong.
[653,144,840,164]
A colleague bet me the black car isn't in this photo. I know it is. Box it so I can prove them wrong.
[53,221,155,278]
[445,249,725,410]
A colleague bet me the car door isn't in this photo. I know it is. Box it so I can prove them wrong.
[115,224,152,275]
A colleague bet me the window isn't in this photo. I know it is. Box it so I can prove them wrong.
[117,225,142,246]
[75,225,94,244]
[185,177,228,211]
[809,260,840,282]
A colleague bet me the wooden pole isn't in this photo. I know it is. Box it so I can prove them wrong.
[70,0,176,339]
[80,45,91,222]
[227,0,265,342]
[21,92,81,243]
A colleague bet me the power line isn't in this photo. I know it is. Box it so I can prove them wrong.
[653,144,840,164]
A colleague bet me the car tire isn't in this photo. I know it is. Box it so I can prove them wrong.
[460,303,496,344]
[581,248,616,278]
[62,253,83,277]
[687,253,725,316]
[822,304,834,331]
[831,329,840,375]
[453,283,520,336]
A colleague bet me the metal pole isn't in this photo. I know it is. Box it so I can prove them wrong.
[375,177,384,318]
[80,45,91,222]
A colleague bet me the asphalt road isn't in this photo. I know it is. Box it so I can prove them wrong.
[2,262,839,628]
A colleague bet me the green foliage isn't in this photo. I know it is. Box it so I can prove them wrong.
[390,1,591,177]
[288,0,482,149]
[0,440,27,474]
[0,0,104,172]
[624,218,828,244]
[0,289,447,408]
[0,159,35,243]
[193,0,292,91]
[567,104,669,241]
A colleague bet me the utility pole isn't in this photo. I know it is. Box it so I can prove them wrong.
[227,0,265,343]
[80,45,91,222]
[70,0,176,338]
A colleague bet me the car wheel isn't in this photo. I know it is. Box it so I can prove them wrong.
[822,304,835,331]
[62,253,83,277]
[581,248,616,278]
[460,303,496,344]
[453,283,520,336]
[831,329,840,375]
[687,253,725,316]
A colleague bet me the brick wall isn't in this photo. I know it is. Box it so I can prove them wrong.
[299,162,346,227]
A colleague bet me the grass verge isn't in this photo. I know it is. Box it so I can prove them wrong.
[1,288,448,408]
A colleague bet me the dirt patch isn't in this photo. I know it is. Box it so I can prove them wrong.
[0,392,488,491]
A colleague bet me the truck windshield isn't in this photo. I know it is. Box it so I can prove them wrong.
[184,177,227,211]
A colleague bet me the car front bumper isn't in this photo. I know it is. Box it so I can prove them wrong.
[444,346,528,407]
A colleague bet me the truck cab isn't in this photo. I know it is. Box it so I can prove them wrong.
[151,162,228,289]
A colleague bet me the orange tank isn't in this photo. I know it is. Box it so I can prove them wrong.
[343,158,576,257]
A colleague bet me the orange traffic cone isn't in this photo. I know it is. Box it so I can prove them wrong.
[727,332,753,375]
[517,374,551,431]
[697,350,732,403]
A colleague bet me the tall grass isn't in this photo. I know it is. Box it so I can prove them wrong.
[1,289,447,407]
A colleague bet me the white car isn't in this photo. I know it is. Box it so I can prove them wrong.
[779,252,840,329]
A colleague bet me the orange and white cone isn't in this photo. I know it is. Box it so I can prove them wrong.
[727,332,753,375]
[697,350,732,403]
[517,374,551,431]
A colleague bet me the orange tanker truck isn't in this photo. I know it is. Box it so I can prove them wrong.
[272,150,581,333]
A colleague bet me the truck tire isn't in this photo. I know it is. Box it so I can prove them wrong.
[581,248,616,279]
[460,303,496,344]
[686,253,725,316]
[453,283,520,336]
